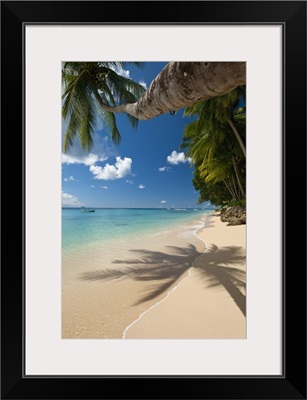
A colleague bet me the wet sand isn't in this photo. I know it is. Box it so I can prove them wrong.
[62,212,246,339]
[125,213,246,339]
[62,215,206,338]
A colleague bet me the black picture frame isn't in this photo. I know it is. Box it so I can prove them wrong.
[1,1,306,399]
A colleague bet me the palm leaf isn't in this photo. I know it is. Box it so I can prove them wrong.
[95,90,121,145]
[78,94,96,151]
[126,113,139,129]
[106,70,145,104]
[61,61,145,149]
[62,69,94,119]
[63,108,80,152]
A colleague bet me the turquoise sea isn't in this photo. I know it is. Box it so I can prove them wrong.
[62,208,213,338]
[62,208,210,258]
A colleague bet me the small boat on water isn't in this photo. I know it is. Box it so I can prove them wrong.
[80,207,95,213]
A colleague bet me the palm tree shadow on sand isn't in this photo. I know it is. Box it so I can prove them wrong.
[80,244,246,316]
[193,244,246,316]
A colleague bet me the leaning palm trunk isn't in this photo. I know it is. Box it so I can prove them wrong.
[98,62,246,120]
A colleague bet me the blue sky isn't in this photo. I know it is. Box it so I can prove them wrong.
[62,62,209,209]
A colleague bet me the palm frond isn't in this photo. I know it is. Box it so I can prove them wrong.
[78,95,96,151]
[62,68,98,152]
[62,61,146,148]
[63,108,81,152]
[126,113,139,129]
[103,110,121,145]
[183,102,201,117]
[62,69,95,119]
[106,70,145,103]
[95,90,121,145]
[180,121,199,150]
[97,83,116,106]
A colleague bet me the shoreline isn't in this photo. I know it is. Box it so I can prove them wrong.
[62,208,207,259]
[62,211,246,339]
[62,211,207,339]
[122,212,212,338]
[125,212,246,339]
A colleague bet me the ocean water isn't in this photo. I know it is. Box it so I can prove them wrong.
[62,208,210,257]
[62,208,212,338]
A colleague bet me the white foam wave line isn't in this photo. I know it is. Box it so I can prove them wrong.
[122,212,213,339]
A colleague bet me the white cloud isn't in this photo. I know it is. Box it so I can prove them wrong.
[161,200,166,204]
[138,184,145,189]
[158,166,172,172]
[62,191,84,207]
[110,64,130,78]
[90,157,132,180]
[62,152,108,166]
[167,150,192,165]
[90,185,95,188]
[100,186,108,189]
[139,80,147,89]
[62,133,115,166]
[126,180,133,184]
[64,175,77,182]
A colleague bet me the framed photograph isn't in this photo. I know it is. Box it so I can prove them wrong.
[1,1,306,399]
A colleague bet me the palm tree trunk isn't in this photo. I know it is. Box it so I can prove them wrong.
[223,179,236,199]
[231,176,240,200]
[96,62,246,120]
[227,117,246,157]
[232,157,246,198]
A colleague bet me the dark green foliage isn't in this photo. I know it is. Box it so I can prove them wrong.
[181,87,246,207]
[193,170,231,206]
[62,62,145,151]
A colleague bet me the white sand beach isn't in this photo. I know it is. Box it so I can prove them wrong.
[125,213,246,339]
[62,212,246,339]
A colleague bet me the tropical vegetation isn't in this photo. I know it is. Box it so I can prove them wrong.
[180,88,246,207]
[62,62,145,150]
[62,62,246,208]
[62,62,245,151]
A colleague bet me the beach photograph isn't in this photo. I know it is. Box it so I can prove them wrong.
[62,62,246,339]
